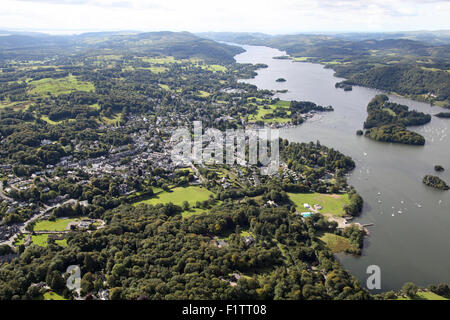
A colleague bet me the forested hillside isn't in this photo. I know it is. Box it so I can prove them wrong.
[0,31,244,64]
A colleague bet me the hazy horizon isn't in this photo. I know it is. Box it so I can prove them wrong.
[1,0,449,35]
[1,28,450,37]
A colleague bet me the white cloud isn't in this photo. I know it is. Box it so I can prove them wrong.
[1,0,449,34]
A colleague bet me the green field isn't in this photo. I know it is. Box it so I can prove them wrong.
[319,233,353,253]
[248,100,291,123]
[28,74,95,96]
[141,56,228,73]
[240,230,255,238]
[395,291,448,300]
[132,186,214,217]
[89,103,101,110]
[420,66,450,73]
[101,112,122,125]
[287,192,349,217]
[273,100,291,108]
[292,57,311,61]
[41,115,59,124]
[0,100,32,110]
[197,90,211,97]
[55,239,68,247]
[43,291,66,300]
[96,54,123,61]
[323,60,343,65]
[180,207,211,218]
[247,97,271,103]
[200,64,227,72]
[31,234,67,247]
[141,56,203,65]
[33,218,79,232]
[41,115,75,125]
[148,66,168,73]
[136,56,228,73]
[31,234,49,247]
[142,56,178,64]
[13,234,26,246]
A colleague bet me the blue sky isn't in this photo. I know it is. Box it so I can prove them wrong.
[1,0,449,34]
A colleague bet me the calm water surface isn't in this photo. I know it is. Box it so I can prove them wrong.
[234,44,450,292]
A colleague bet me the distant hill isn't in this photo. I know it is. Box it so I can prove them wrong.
[199,32,444,58]
[0,30,244,63]
[78,31,245,63]
[199,30,450,46]
[198,32,272,44]
[330,30,450,45]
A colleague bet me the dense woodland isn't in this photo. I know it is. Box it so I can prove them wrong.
[0,135,371,300]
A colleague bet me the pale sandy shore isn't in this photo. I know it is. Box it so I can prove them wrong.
[323,213,370,235]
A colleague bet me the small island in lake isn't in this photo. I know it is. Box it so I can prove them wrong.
[423,175,449,190]
[435,112,450,118]
[363,95,430,145]
[435,165,445,172]
[273,55,290,60]
[335,82,353,91]
[365,124,425,145]
[276,78,286,82]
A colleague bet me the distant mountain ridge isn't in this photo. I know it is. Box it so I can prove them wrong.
[198,30,450,45]
[0,30,244,63]
[199,31,450,106]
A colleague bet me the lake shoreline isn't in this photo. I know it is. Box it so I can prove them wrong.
[234,43,450,292]
[288,56,447,108]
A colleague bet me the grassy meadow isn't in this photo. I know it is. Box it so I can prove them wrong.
[28,74,95,96]
[287,192,349,217]
[319,232,354,253]
[132,186,216,217]
[33,218,79,232]
[248,100,291,123]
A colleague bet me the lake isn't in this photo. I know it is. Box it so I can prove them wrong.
[234,44,450,292]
